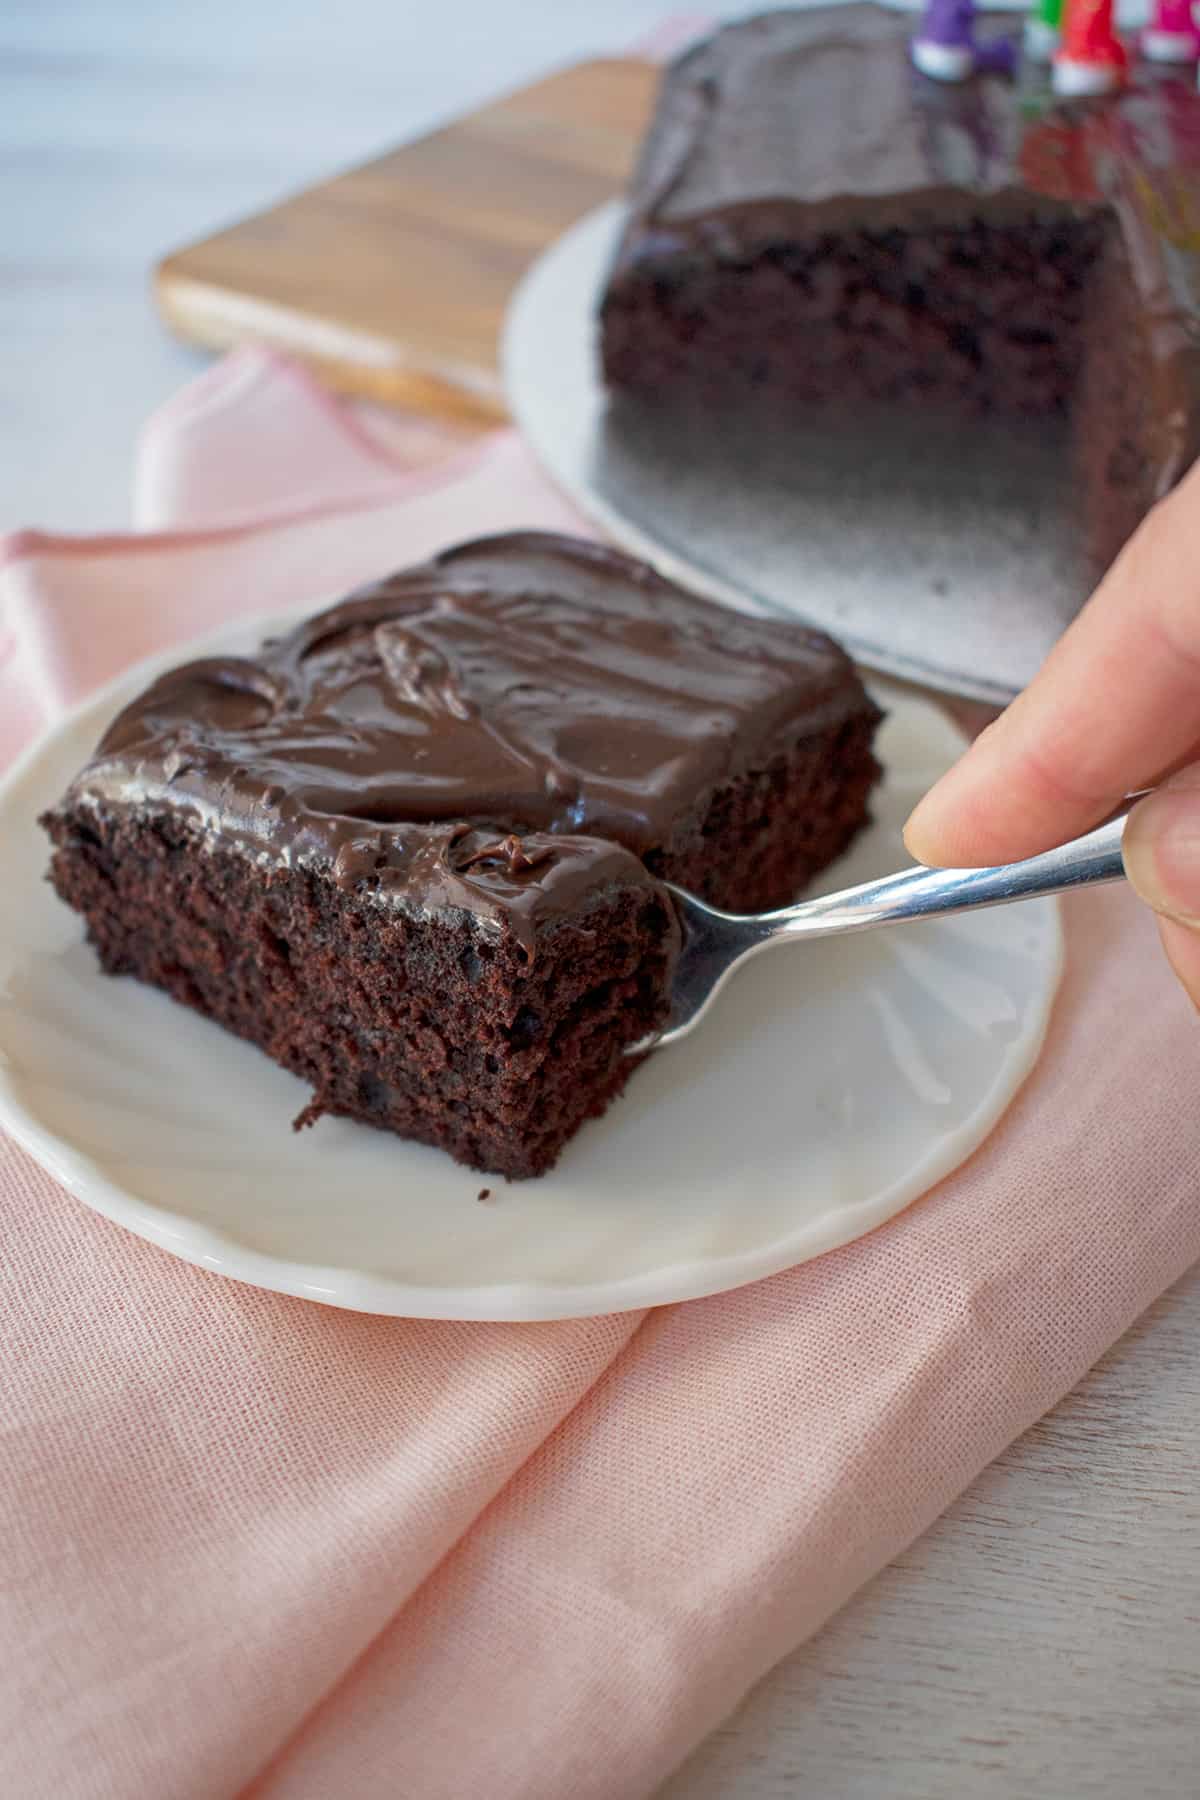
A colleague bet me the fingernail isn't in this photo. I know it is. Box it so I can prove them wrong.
[1124,785,1200,924]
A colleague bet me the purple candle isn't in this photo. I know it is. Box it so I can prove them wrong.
[912,0,1016,80]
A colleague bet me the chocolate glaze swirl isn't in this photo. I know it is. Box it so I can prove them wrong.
[63,532,873,949]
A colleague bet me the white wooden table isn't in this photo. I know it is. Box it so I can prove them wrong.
[5,3,1197,1794]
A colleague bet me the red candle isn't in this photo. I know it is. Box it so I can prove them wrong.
[1054,0,1128,94]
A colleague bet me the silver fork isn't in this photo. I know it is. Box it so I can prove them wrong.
[639,802,1135,1052]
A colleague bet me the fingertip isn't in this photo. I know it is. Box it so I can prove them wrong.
[1156,915,1200,1016]
[1124,783,1200,923]
[903,772,1002,869]
[904,713,1020,868]
[902,795,944,867]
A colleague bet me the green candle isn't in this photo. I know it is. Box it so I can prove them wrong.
[1026,0,1064,59]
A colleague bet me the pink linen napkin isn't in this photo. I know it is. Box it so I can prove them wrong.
[2,349,1200,1800]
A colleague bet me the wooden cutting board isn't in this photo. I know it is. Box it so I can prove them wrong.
[155,58,656,425]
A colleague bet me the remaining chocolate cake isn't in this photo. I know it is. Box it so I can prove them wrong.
[42,532,882,1179]
[600,5,1200,572]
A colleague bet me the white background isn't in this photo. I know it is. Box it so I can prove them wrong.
[5,4,1197,1797]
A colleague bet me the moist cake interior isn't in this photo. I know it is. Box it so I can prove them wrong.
[600,5,1200,575]
[42,532,883,1180]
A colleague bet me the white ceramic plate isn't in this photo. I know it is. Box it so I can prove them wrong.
[0,619,1062,1319]
[501,201,1091,708]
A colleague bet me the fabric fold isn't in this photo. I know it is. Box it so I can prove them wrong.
[248,887,1200,1800]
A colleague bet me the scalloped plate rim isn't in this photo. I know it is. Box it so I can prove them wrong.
[0,613,1063,1319]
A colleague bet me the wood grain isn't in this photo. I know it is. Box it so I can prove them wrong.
[155,58,657,423]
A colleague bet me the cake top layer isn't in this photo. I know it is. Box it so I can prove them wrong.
[67,532,873,941]
[629,5,1200,237]
[615,3,1200,496]
[630,4,1025,228]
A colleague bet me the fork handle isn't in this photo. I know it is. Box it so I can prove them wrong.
[768,803,1135,937]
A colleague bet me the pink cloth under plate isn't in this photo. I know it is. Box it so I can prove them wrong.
[1,348,1198,1800]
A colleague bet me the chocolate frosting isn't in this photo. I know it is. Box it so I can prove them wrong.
[610,3,1200,499]
[62,532,872,949]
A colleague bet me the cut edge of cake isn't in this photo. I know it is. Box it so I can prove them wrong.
[40,530,884,1179]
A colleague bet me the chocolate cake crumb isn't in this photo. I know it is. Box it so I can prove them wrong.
[41,530,882,1180]
[600,6,1200,576]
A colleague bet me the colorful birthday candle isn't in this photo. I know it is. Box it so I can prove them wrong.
[1142,0,1200,65]
[1025,0,1064,61]
[1053,0,1128,95]
[911,0,1016,80]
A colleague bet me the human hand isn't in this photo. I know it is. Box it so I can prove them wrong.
[904,459,1200,1009]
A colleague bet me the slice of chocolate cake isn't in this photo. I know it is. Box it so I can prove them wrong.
[42,532,882,1180]
[599,5,1200,573]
